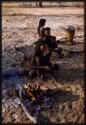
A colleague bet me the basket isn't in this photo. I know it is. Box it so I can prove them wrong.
[65,26,75,44]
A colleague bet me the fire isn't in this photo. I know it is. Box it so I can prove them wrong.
[22,81,47,101]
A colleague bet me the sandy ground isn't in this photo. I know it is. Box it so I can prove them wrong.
[2,7,84,15]
[2,7,84,123]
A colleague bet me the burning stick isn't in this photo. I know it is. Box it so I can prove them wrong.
[17,83,37,123]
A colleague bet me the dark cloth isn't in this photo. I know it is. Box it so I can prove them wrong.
[33,39,51,64]
[44,35,57,49]
[44,35,63,58]
[34,35,57,50]
[34,48,52,68]
[34,39,47,47]
[28,48,52,79]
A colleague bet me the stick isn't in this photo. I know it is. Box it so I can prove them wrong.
[57,35,83,42]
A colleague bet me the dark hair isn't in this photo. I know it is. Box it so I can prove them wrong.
[44,27,51,31]
[38,19,46,27]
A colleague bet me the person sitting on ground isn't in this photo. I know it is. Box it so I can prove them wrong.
[44,27,63,58]
[28,43,52,80]
[21,27,46,71]
[37,18,46,38]
[34,27,46,47]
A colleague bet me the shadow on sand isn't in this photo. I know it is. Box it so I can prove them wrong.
[23,88,79,123]
[53,67,84,83]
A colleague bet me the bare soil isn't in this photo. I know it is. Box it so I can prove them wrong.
[2,7,84,123]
